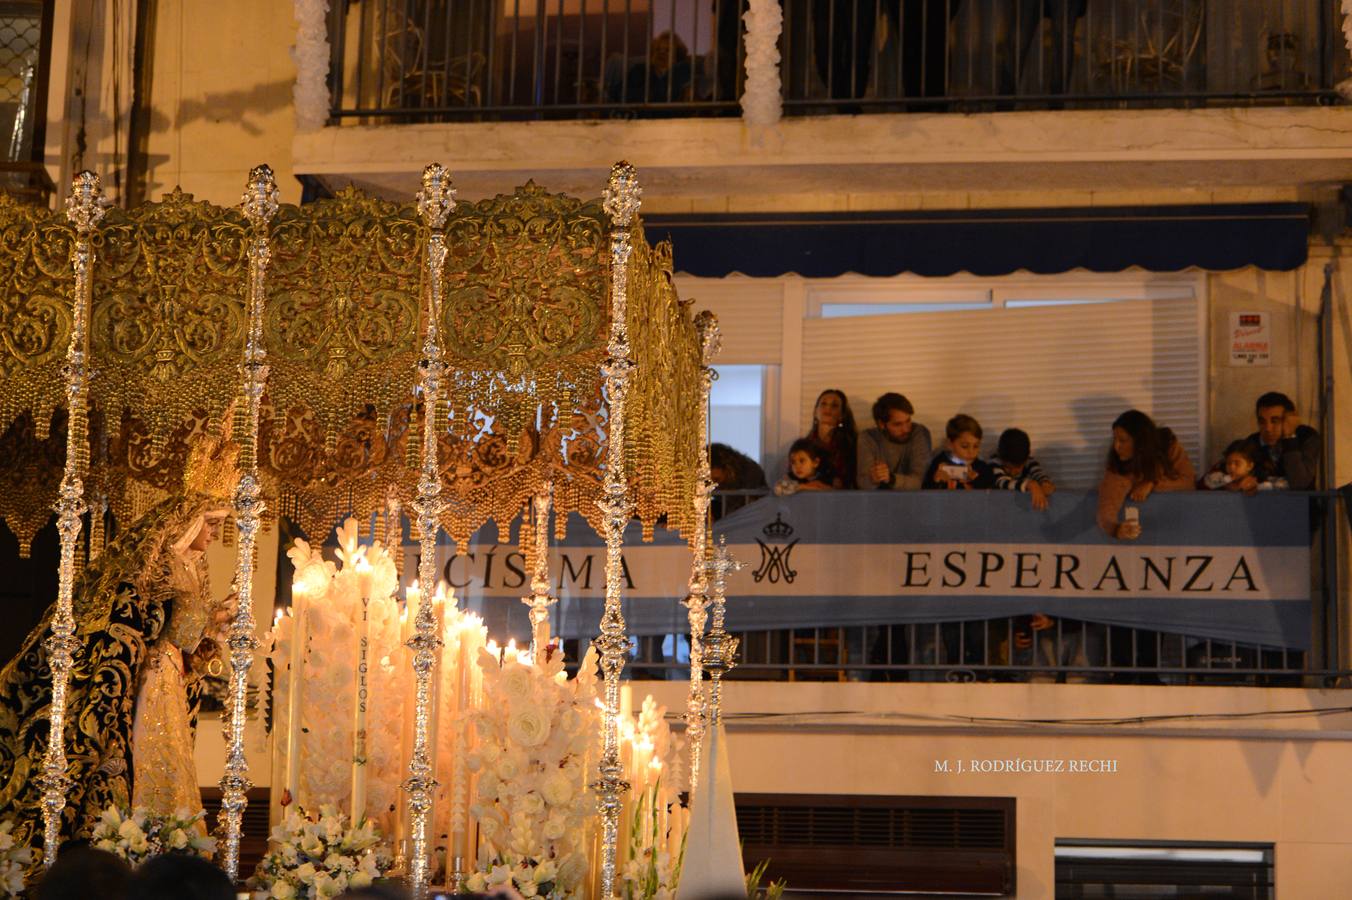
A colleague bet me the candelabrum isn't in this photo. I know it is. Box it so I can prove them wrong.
[684,311,720,795]
[703,538,742,730]
[593,161,640,899]
[524,483,556,652]
[218,164,279,881]
[407,163,454,900]
[39,171,105,866]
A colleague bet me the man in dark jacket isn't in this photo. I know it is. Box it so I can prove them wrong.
[1246,391,1320,490]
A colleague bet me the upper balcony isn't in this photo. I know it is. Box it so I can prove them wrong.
[296,0,1352,202]
[327,0,1344,122]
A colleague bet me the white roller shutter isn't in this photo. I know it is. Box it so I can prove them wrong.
[676,276,784,365]
[799,296,1203,489]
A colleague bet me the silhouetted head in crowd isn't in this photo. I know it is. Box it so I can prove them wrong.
[37,846,131,900]
[1108,409,1177,482]
[809,388,857,444]
[996,428,1031,468]
[129,853,235,900]
[708,442,766,489]
[871,392,916,443]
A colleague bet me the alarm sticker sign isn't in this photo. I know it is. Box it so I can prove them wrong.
[1229,311,1270,366]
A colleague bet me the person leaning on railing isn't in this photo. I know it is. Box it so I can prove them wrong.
[856,392,930,490]
[805,388,858,489]
[1097,408,1196,541]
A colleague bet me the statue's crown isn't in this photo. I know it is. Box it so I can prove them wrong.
[182,426,240,502]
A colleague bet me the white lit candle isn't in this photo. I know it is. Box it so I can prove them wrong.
[283,588,309,808]
[352,558,373,822]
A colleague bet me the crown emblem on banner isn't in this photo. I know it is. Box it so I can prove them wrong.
[762,513,794,543]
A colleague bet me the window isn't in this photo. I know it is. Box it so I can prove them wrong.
[799,279,1204,488]
[0,1,49,163]
[710,364,764,465]
[1056,840,1274,899]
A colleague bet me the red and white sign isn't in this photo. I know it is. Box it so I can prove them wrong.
[1229,311,1270,366]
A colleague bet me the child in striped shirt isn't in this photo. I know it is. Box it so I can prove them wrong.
[991,428,1056,511]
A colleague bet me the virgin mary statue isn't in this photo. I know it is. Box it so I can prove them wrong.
[0,430,239,851]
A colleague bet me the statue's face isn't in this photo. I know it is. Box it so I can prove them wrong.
[190,514,226,552]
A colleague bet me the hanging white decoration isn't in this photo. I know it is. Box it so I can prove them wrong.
[292,0,332,132]
[741,0,784,127]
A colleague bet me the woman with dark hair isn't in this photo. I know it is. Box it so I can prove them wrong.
[1097,409,1195,539]
[804,388,858,489]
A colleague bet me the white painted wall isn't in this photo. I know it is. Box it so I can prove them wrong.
[643,680,1352,899]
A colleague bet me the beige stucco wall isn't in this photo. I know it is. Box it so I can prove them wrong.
[644,680,1352,899]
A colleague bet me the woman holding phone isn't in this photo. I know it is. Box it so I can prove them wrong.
[1097,409,1196,540]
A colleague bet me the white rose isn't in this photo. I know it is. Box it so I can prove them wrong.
[542,772,574,806]
[466,872,487,891]
[349,870,373,889]
[507,708,551,748]
[499,663,535,702]
[168,829,189,850]
[271,880,296,900]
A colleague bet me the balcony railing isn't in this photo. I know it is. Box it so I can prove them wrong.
[327,0,1347,123]
[552,487,1345,686]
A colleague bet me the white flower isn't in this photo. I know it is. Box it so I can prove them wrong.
[496,750,526,782]
[168,829,189,850]
[542,772,574,806]
[515,793,545,817]
[271,881,296,900]
[507,707,551,747]
[466,872,487,891]
[498,662,536,702]
[488,863,512,885]
[534,859,558,883]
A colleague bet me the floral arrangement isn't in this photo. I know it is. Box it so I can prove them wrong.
[249,805,392,900]
[463,641,602,898]
[619,784,683,900]
[89,806,215,867]
[618,696,688,900]
[0,821,32,897]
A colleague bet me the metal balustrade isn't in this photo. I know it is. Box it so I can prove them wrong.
[326,0,1346,123]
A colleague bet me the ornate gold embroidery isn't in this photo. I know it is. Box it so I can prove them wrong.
[0,180,703,551]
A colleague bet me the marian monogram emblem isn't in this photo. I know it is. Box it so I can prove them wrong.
[753,513,799,584]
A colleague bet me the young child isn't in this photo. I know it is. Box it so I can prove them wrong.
[991,428,1057,510]
[1204,439,1287,492]
[774,438,833,495]
[923,414,997,490]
